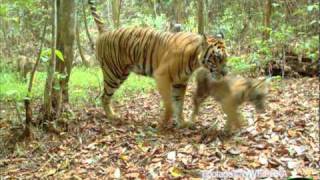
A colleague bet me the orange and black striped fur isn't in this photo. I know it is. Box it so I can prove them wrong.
[88,0,228,128]
[191,68,267,133]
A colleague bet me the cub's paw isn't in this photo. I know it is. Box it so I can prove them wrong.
[200,126,220,143]
[220,129,234,139]
[238,114,248,127]
[106,113,124,125]
[177,121,195,129]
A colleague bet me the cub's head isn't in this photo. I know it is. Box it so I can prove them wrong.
[200,34,228,79]
[246,79,268,113]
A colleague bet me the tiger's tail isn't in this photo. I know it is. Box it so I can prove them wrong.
[88,0,105,33]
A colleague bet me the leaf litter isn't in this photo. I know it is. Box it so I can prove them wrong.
[0,78,319,179]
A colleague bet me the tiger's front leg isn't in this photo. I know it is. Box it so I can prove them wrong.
[189,94,207,126]
[154,74,174,130]
[188,82,210,128]
[221,100,243,136]
[172,84,188,128]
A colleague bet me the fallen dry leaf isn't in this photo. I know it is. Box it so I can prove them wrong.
[1,78,319,179]
[167,151,176,162]
[114,167,121,179]
[169,166,184,178]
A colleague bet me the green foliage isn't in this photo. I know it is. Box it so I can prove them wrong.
[307,3,319,12]
[213,8,244,39]
[294,35,319,61]
[227,56,256,74]
[0,72,28,101]
[270,24,294,44]
[269,75,283,89]
[251,24,295,63]
[0,66,155,104]
[0,4,8,17]
[184,15,197,32]
[125,13,167,30]
[114,73,155,100]
[253,39,272,60]
[40,49,64,62]
[1,0,318,81]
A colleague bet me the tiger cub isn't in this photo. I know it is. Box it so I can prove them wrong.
[189,68,268,134]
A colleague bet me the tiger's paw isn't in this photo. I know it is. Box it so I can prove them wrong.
[201,126,233,143]
[158,120,174,131]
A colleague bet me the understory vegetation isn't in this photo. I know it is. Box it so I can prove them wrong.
[0,0,319,179]
[0,66,155,103]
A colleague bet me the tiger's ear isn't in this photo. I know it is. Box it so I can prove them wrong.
[216,32,224,39]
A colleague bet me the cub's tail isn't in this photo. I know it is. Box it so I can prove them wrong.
[88,0,106,33]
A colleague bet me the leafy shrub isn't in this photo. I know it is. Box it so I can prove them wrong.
[293,35,319,61]
[227,56,256,74]
[124,13,167,30]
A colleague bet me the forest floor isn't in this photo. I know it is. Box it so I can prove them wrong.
[0,78,319,179]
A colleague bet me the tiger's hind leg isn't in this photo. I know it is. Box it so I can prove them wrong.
[101,91,119,121]
[171,83,189,128]
[101,70,129,122]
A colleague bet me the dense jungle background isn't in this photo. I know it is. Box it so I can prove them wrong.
[0,0,319,179]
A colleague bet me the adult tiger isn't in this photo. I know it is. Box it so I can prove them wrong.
[88,0,228,129]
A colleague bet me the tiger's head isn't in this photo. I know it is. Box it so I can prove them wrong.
[200,34,228,79]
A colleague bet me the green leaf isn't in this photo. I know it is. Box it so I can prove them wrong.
[307,5,314,12]
[53,84,60,90]
[170,167,184,177]
[24,96,31,101]
[6,90,17,96]
[309,20,318,25]
[40,49,51,58]
[55,50,64,62]
[59,74,68,79]
[40,49,64,62]
[0,5,8,16]
[40,56,49,63]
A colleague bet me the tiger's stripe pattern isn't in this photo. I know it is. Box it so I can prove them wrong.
[88,0,228,128]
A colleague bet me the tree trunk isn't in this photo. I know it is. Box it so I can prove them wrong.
[263,0,272,40]
[172,0,184,24]
[44,0,57,120]
[76,10,89,67]
[52,0,76,117]
[112,0,121,28]
[154,0,161,17]
[82,0,94,51]
[197,0,205,34]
